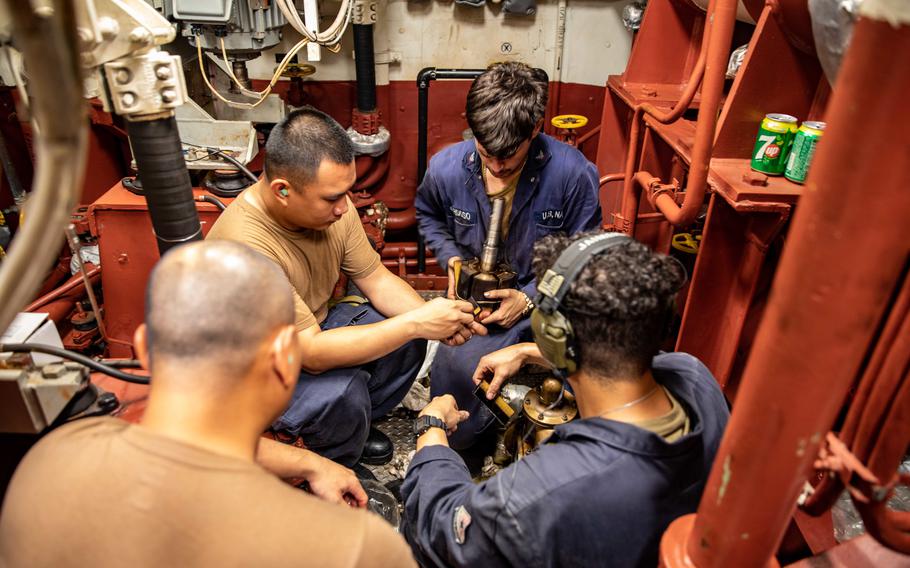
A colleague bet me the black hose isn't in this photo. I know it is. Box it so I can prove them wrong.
[126,116,202,256]
[415,68,485,272]
[0,343,151,385]
[198,194,227,211]
[353,24,377,112]
[209,149,258,184]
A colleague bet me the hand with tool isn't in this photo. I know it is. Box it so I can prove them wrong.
[477,288,531,329]
[405,297,488,347]
[471,342,549,399]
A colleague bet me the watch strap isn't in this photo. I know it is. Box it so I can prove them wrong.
[414,414,447,437]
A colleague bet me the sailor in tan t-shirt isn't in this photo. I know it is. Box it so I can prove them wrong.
[207,107,486,468]
[0,240,415,568]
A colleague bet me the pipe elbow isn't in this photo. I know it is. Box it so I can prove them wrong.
[417,67,436,87]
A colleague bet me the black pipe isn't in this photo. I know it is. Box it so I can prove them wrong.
[416,67,485,272]
[353,24,377,112]
[0,343,151,385]
[126,116,202,255]
[209,148,258,184]
[198,194,227,211]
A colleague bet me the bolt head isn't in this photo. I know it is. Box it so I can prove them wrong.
[113,68,131,85]
[98,17,119,40]
[154,65,172,81]
[160,88,177,104]
[77,27,94,47]
[129,27,151,44]
[117,253,129,264]
[120,92,137,107]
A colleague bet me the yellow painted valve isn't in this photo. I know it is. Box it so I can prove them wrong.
[551,114,589,130]
[671,232,702,255]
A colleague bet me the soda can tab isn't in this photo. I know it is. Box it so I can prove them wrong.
[751,113,798,175]
[785,121,826,184]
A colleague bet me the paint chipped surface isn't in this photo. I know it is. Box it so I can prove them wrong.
[717,455,732,505]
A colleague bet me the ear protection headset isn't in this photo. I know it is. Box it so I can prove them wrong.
[531,232,632,379]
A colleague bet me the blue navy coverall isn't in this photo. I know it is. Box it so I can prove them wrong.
[401,353,730,568]
[272,302,427,467]
[415,134,602,448]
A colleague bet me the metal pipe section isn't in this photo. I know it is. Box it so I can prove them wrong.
[416,67,485,271]
[353,23,377,112]
[0,1,88,337]
[125,116,203,255]
[659,7,910,565]
[652,0,736,227]
[480,198,505,273]
[25,265,101,312]
[616,0,712,234]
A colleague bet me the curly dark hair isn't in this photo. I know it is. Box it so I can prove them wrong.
[532,232,685,380]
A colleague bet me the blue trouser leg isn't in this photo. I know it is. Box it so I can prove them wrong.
[430,318,532,450]
[272,303,426,466]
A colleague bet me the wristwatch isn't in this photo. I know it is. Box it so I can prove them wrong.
[413,414,447,437]
[520,292,535,317]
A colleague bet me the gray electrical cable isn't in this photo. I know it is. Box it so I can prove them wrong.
[0,1,88,338]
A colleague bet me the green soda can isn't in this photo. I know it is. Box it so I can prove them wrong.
[784,121,826,184]
[750,113,798,175]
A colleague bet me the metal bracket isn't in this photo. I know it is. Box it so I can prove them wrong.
[353,0,379,24]
[102,50,188,117]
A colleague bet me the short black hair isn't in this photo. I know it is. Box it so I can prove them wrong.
[466,62,549,159]
[532,232,685,380]
[145,241,294,379]
[264,106,354,190]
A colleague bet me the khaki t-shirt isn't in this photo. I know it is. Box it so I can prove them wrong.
[206,191,381,330]
[0,417,415,568]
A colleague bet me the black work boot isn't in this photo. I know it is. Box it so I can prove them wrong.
[360,426,393,465]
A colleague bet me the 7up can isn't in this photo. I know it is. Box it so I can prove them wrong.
[784,121,826,184]
[751,114,798,175]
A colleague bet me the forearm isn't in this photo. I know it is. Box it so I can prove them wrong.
[416,427,449,452]
[256,437,322,479]
[514,342,550,368]
[357,268,425,317]
[299,316,417,373]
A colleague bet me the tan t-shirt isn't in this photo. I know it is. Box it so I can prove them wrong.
[630,387,691,442]
[0,417,416,568]
[206,191,381,330]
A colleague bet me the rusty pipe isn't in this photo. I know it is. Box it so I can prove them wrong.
[659,7,910,566]
[577,125,602,148]
[386,206,417,231]
[600,173,625,186]
[381,243,418,258]
[616,0,713,235]
[25,264,100,312]
[639,13,711,125]
[650,0,737,228]
[355,152,390,191]
[618,107,645,235]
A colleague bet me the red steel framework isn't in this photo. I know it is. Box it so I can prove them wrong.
[650,2,909,565]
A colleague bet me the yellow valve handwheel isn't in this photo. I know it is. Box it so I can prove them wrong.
[551,114,589,130]
[671,233,701,255]
[281,63,317,79]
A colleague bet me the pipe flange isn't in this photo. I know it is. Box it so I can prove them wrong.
[352,109,382,136]
[347,126,391,157]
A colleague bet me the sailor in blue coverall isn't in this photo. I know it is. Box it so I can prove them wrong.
[416,131,601,448]
[400,233,731,567]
